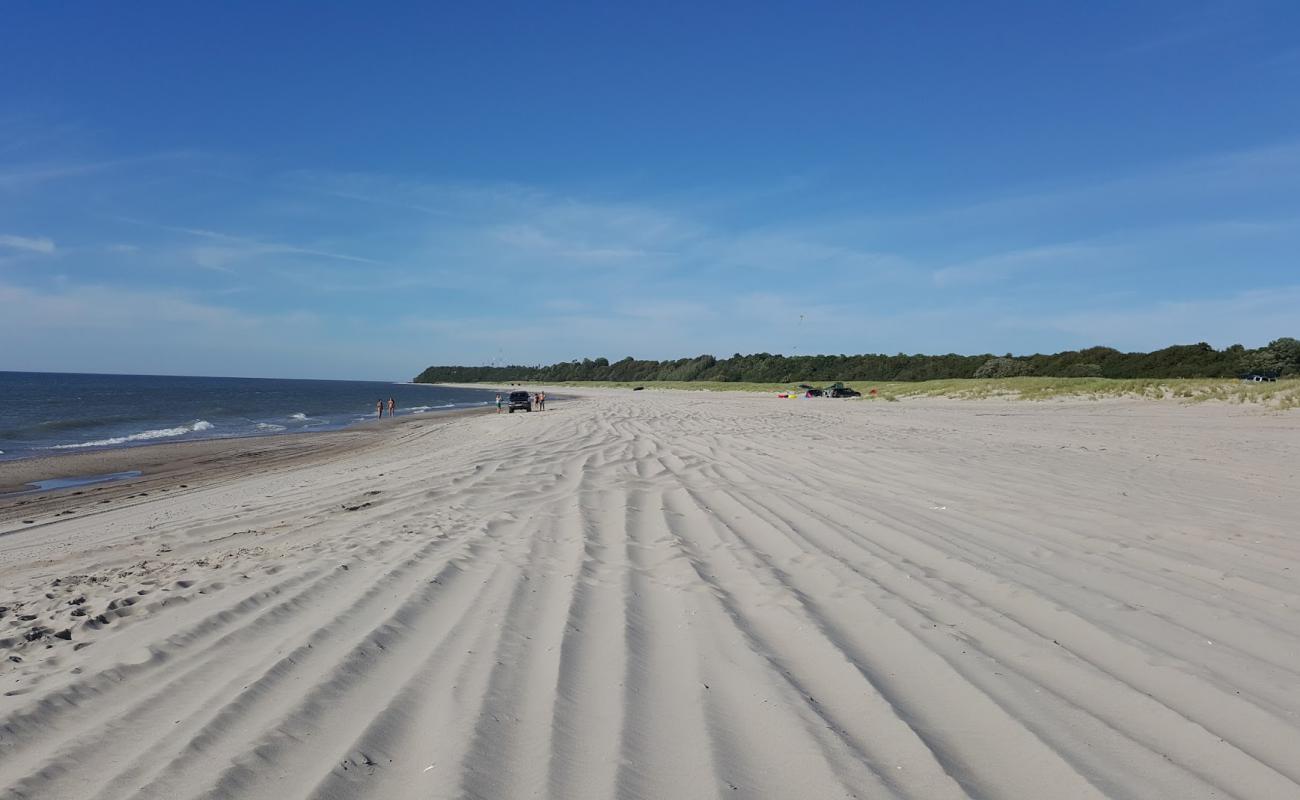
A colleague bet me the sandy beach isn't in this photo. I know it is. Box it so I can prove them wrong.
[1,389,1297,799]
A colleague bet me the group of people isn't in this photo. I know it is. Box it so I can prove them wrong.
[494,391,547,413]
[375,397,396,419]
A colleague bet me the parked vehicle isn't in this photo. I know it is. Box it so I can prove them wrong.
[781,382,860,398]
[507,390,533,412]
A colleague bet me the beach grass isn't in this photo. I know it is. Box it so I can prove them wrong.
[503,377,1300,408]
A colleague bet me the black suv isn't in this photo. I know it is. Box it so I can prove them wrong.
[507,390,533,412]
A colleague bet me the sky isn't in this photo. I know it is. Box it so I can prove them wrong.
[2,1,1299,380]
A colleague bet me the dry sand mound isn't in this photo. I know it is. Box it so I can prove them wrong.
[1,391,1297,799]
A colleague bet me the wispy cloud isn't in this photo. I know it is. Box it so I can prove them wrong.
[1103,1,1248,60]
[0,281,261,330]
[932,243,1122,288]
[117,218,386,270]
[174,225,385,266]
[0,151,197,190]
[257,158,1300,331]
[0,279,412,378]
[1109,25,1219,59]
[0,233,55,254]
[3,137,1296,375]
[837,140,1300,243]
[491,224,657,264]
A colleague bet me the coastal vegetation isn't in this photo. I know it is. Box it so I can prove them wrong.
[415,339,1300,384]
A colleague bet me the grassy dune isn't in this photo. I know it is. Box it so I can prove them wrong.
[526,377,1300,409]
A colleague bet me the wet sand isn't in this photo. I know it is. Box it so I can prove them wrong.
[1,390,1297,799]
[0,408,490,524]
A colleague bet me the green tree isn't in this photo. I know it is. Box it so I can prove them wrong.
[1268,337,1300,375]
[973,357,1032,378]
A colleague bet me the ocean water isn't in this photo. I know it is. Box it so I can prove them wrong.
[0,372,500,461]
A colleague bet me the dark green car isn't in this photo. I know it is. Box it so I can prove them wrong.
[507,390,533,412]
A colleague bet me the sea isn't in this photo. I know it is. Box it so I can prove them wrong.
[0,372,501,462]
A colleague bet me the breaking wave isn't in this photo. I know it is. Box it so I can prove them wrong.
[405,403,461,414]
[50,420,215,450]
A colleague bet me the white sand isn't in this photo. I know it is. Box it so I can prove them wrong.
[1,390,1298,799]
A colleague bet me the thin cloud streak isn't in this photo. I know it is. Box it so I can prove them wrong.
[0,151,199,190]
[116,218,387,267]
[0,233,55,253]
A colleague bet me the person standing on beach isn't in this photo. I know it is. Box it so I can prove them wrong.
[388,397,396,418]
[538,391,546,411]
[496,393,503,413]
[376,400,383,419]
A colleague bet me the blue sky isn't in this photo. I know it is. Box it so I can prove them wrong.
[2,1,1298,380]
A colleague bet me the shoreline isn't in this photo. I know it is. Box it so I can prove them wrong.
[0,406,492,521]
[0,373,503,473]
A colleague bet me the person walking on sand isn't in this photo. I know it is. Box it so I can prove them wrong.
[388,397,396,418]
[376,399,383,420]
[496,393,503,413]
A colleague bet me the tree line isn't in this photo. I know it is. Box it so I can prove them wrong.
[414,338,1300,384]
